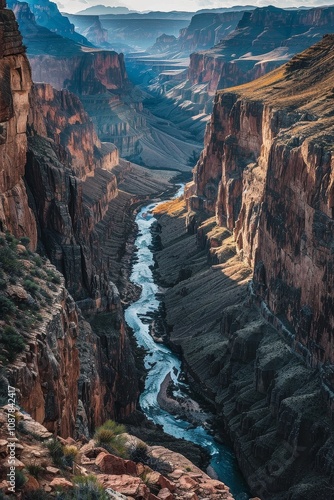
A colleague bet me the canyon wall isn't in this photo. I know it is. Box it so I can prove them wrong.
[147,33,334,500]
[0,1,141,436]
[0,4,37,247]
[151,5,334,141]
[188,34,334,368]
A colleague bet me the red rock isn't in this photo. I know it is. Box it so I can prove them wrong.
[97,474,150,498]
[50,478,73,490]
[157,488,174,500]
[178,475,199,491]
[23,475,39,492]
[95,452,126,474]
[158,475,176,492]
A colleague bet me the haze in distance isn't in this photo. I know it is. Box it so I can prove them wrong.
[56,0,334,14]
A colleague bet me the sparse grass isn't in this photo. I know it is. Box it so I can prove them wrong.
[63,445,79,466]
[15,470,27,490]
[94,420,127,458]
[55,475,109,500]
[46,439,64,467]
[25,462,44,479]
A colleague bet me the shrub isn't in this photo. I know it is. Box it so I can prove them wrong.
[25,463,44,479]
[20,237,30,248]
[23,279,39,296]
[46,439,64,467]
[63,445,78,466]
[129,442,149,463]
[0,326,25,362]
[0,296,16,316]
[15,470,27,490]
[22,490,50,500]
[0,247,22,275]
[33,256,43,267]
[94,420,127,458]
[55,475,109,500]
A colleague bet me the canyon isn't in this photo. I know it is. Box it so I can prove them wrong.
[1,0,334,499]
[143,5,334,142]
[152,33,334,500]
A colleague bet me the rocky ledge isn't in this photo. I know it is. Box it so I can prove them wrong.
[0,407,235,500]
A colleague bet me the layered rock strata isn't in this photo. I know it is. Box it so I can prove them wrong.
[0,4,37,247]
[154,199,334,500]
[151,34,334,499]
[151,5,334,140]
[188,34,334,369]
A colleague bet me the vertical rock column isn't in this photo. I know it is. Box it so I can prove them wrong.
[0,2,37,247]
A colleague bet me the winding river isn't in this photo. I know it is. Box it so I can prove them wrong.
[124,187,250,500]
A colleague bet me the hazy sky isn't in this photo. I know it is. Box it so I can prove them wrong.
[56,0,334,14]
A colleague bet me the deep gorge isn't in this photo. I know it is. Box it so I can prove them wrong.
[0,1,334,499]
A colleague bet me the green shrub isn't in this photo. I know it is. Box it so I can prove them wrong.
[0,296,16,316]
[22,490,50,500]
[23,279,39,295]
[0,246,22,275]
[45,439,64,467]
[55,475,109,500]
[0,326,25,362]
[15,470,27,490]
[94,420,127,458]
[20,237,30,248]
[33,256,43,267]
[25,462,44,479]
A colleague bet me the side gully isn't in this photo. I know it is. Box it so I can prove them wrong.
[124,186,250,500]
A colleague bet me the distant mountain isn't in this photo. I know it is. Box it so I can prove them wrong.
[12,0,91,45]
[77,5,136,15]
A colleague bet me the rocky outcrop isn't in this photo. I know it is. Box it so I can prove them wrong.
[149,11,245,57]
[66,14,109,48]
[189,34,334,369]
[9,0,90,45]
[0,3,37,247]
[0,409,235,499]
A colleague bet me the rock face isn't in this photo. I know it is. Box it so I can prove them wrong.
[152,5,334,140]
[149,11,245,57]
[0,2,172,436]
[66,14,109,47]
[189,34,334,369]
[0,3,37,247]
[154,34,334,498]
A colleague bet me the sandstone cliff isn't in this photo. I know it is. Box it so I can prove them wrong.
[0,4,37,247]
[189,34,334,369]
[150,34,334,499]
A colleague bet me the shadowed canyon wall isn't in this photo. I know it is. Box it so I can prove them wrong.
[0,1,139,436]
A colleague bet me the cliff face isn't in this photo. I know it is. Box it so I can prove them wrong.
[154,5,334,140]
[11,0,91,45]
[0,2,141,435]
[0,4,37,247]
[188,34,334,370]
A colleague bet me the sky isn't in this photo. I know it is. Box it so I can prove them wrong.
[55,0,334,14]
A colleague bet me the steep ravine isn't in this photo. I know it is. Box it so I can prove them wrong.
[125,191,250,500]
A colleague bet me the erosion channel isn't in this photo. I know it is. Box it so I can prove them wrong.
[124,187,250,500]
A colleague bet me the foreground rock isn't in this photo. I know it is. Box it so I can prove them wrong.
[0,409,234,499]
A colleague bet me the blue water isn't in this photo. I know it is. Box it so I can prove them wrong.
[124,187,250,500]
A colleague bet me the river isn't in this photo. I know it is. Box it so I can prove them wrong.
[124,187,250,500]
